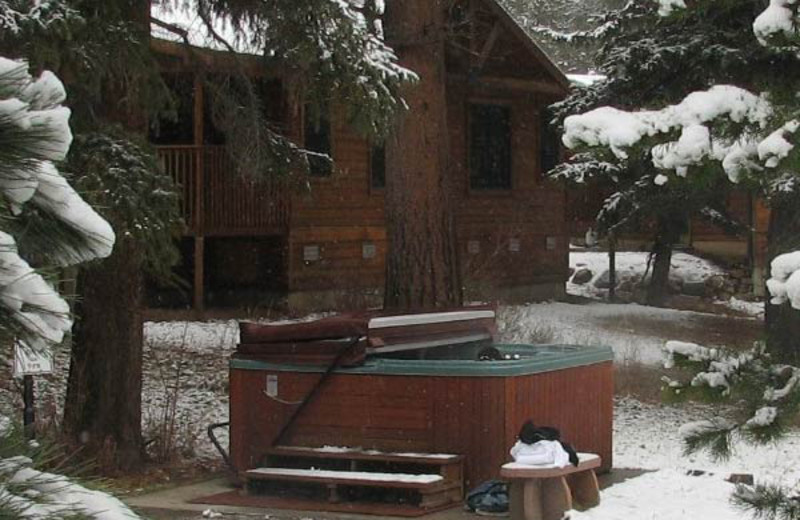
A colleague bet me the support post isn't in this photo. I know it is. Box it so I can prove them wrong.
[192,76,205,313]
[23,375,35,440]
[194,236,205,312]
[608,231,616,302]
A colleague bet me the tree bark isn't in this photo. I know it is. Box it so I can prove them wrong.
[63,242,145,471]
[765,198,800,364]
[382,0,462,310]
[646,217,680,307]
[60,0,151,472]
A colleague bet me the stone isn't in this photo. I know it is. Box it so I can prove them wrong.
[727,474,754,486]
[572,268,594,285]
[593,270,617,289]
[682,280,706,297]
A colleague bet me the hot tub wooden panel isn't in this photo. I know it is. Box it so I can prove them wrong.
[504,362,614,475]
[230,359,612,490]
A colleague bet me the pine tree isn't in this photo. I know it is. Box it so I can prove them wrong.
[499,0,625,72]
[0,56,114,356]
[559,0,800,516]
[551,0,800,307]
[2,0,418,469]
[0,52,147,518]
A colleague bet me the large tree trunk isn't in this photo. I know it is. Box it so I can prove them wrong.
[765,198,800,364]
[646,216,680,307]
[382,0,462,310]
[63,241,145,472]
[61,0,151,472]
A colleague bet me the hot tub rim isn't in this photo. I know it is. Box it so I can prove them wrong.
[229,343,614,377]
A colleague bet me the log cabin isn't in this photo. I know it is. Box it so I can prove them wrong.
[146,0,571,317]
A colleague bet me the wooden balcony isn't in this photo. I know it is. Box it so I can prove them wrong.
[156,145,290,236]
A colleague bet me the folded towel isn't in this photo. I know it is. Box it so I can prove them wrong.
[510,440,570,468]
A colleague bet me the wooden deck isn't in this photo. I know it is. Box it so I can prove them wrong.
[156,145,290,236]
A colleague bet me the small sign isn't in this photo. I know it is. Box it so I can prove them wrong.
[546,236,557,251]
[266,374,279,398]
[13,342,53,378]
[509,238,521,252]
[303,244,321,262]
[467,240,481,255]
[362,242,376,259]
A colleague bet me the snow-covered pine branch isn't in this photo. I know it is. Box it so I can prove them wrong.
[662,340,800,459]
[562,85,773,175]
[0,417,141,519]
[0,57,115,352]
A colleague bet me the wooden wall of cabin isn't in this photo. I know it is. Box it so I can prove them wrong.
[287,106,388,310]
[447,82,568,302]
[287,89,569,309]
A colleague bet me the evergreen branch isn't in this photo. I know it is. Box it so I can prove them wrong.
[679,419,735,460]
[734,484,800,520]
[150,16,191,46]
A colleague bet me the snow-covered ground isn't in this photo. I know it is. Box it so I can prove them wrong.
[569,250,726,299]
[568,249,765,318]
[499,301,761,365]
[0,250,788,519]
[135,304,792,519]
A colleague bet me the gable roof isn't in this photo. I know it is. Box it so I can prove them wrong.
[480,0,570,93]
[150,0,570,92]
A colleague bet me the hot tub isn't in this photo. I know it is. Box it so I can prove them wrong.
[229,343,613,490]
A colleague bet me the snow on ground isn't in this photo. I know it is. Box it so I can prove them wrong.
[568,250,725,299]
[574,397,800,520]
[724,296,766,318]
[571,469,743,520]
[568,249,765,317]
[0,292,787,519]
[500,301,721,365]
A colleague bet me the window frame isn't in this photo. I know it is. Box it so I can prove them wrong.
[467,100,514,194]
[302,104,334,178]
[368,143,386,194]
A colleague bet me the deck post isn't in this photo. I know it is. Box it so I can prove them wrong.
[194,236,205,312]
[193,76,205,313]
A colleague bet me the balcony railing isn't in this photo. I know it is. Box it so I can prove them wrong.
[156,145,290,235]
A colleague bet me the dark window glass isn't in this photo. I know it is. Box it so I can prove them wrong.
[470,104,512,190]
[304,108,332,177]
[149,73,195,145]
[540,109,561,174]
[371,145,386,189]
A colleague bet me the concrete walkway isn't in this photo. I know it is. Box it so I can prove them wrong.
[126,469,649,520]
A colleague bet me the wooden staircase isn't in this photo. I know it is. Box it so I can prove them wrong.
[242,446,464,515]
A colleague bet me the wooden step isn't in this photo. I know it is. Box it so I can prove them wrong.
[245,447,465,513]
[246,467,445,489]
[267,445,463,465]
[244,467,462,509]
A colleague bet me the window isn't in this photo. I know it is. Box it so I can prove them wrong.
[304,108,332,177]
[540,109,561,174]
[370,144,386,189]
[470,104,512,190]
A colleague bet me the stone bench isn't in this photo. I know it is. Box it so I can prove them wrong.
[500,453,601,520]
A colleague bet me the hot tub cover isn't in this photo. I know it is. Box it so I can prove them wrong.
[239,317,369,344]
